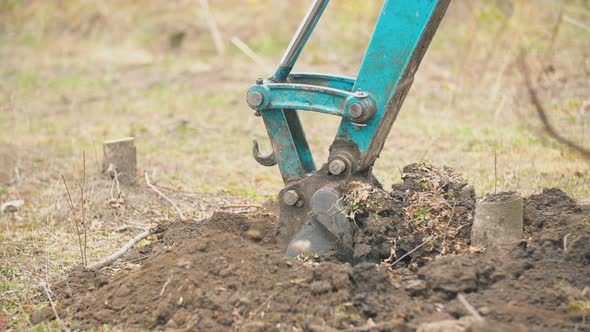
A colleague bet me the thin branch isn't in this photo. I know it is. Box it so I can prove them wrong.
[518,52,590,161]
[563,16,590,32]
[160,277,171,297]
[115,225,147,232]
[248,290,278,320]
[42,282,61,322]
[457,293,484,322]
[563,233,572,251]
[80,151,87,266]
[145,172,186,221]
[231,37,272,72]
[388,236,433,267]
[87,226,162,270]
[61,174,85,265]
[110,167,121,201]
[200,0,225,55]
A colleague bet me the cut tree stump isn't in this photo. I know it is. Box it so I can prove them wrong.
[471,192,523,250]
[102,137,137,184]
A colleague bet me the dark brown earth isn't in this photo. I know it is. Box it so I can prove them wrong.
[42,165,589,331]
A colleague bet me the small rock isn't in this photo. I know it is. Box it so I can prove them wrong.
[165,318,179,329]
[291,240,311,254]
[417,317,477,332]
[176,261,192,269]
[1,200,24,213]
[245,229,262,241]
[405,279,427,294]
[479,307,491,315]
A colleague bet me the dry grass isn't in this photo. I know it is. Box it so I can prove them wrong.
[0,0,589,329]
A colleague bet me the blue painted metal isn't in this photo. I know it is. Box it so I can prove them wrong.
[261,109,314,182]
[336,0,450,169]
[288,73,355,91]
[247,83,376,120]
[248,0,449,183]
[256,0,331,182]
[271,67,292,84]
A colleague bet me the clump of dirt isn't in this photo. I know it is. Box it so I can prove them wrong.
[42,164,589,331]
[345,162,477,266]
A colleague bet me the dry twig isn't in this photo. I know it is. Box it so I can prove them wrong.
[200,0,225,55]
[145,172,186,221]
[518,52,590,161]
[115,225,147,233]
[87,226,162,270]
[248,290,278,320]
[389,236,434,267]
[231,37,272,72]
[457,293,484,322]
[110,167,121,201]
[160,277,171,296]
[61,174,85,266]
[563,16,590,32]
[80,151,87,266]
[42,282,61,321]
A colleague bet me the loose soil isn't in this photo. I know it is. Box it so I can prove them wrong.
[41,165,589,331]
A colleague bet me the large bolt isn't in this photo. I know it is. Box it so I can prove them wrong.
[348,102,364,119]
[247,91,264,107]
[283,190,299,206]
[328,159,346,175]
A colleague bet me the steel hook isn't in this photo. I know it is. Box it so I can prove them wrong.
[252,139,277,167]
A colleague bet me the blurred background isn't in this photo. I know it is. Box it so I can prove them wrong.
[1,0,588,199]
[0,1,589,328]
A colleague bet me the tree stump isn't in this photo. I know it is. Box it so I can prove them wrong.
[102,137,137,184]
[471,192,523,250]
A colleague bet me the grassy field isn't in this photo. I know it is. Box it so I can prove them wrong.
[0,0,589,329]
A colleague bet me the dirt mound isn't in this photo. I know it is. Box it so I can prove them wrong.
[39,165,590,331]
[346,162,477,265]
